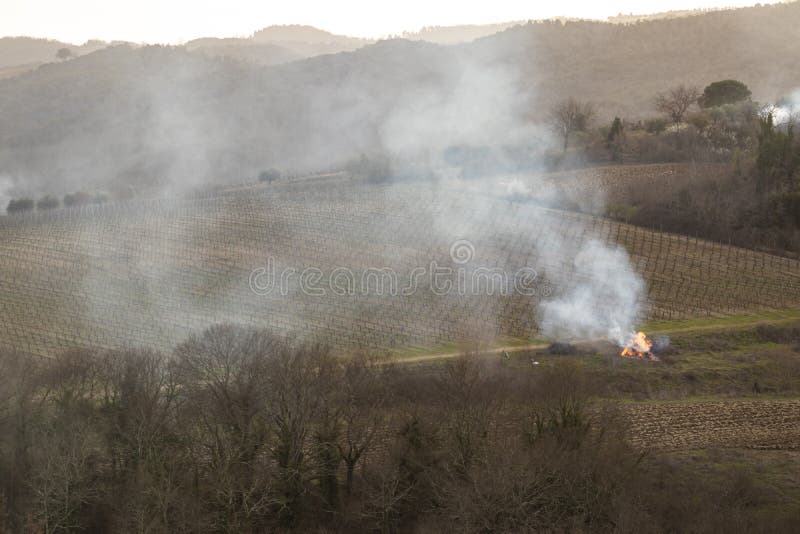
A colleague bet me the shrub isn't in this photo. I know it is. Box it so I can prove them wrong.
[6,197,34,214]
[546,342,579,355]
[607,203,641,222]
[63,191,92,207]
[258,168,281,183]
[36,195,60,211]
[645,117,668,134]
[347,153,393,183]
[699,80,752,109]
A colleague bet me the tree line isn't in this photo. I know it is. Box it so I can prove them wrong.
[549,79,800,254]
[0,324,792,532]
[5,192,109,215]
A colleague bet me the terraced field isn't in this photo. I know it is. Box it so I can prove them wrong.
[1,179,799,357]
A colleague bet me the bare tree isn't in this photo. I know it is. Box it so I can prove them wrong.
[361,465,414,533]
[99,349,180,473]
[550,97,596,152]
[0,351,48,532]
[264,341,332,524]
[24,350,107,533]
[174,325,275,466]
[525,362,592,449]
[95,349,197,532]
[435,355,494,475]
[655,84,700,131]
[29,420,103,533]
[336,354,386,496]
[174,325,278,531]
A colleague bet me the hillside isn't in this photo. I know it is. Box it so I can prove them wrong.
[3,5,800,532]
[524,162,732,210]
[252,24,370,54]
[0,36,111,69]
[1,179,799,358]
[0,36,112,79]
[186,25,371,65]
[400,22,525,43]
[481,2,800,118]
[184,38,303,66]
[1,2,799,198]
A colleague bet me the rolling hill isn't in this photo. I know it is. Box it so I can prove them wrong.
[184,25,372,65]
[0,36,110,69]
[0,2,799,199]
[0,37,112,81]
[1,177,799,357]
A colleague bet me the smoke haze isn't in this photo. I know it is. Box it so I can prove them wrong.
[539,240,644,344]
[0,19,655,351]
[7,3,800,352]
[3,3,800,199]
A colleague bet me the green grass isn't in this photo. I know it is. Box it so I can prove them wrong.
[383,308,800,363]
[383,335,547,358]
[470,319,800,401]
[644,308,800,332]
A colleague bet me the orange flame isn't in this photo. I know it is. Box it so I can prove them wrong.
[620,331,658,361]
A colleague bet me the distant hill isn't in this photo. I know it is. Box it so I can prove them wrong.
[607,7,728,24]
[477,1,800,118]
[0,62,39,81]
[0,2,799,197]
[252,24,371,56]
[400,22,526,44]
[253,24,365,45]
[181,26,372,67]
[0,37,110,70]
[185,38,303,66]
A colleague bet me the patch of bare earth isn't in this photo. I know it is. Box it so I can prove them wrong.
[624,399,800,451]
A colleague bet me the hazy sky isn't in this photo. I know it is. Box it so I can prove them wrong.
[1,0,775,44]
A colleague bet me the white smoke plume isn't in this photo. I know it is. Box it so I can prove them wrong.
[0,33,650,353]
[773,89,800,125]
[0,174,13,212]
[343,40,648,347]
[499,177,532,199]
[539,239,644,345]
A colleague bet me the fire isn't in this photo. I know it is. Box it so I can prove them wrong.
[620,331,658,361]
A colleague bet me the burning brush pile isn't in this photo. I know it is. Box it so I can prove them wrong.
[619,331,664,361]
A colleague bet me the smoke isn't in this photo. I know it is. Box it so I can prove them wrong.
[539,240,644,345]
[381,55,532,157]
[499,177,532,199]
[773,88,800,126]
[0,32,650,354]
[0,174,13,212]
[651,335,671,355]
[398,44,648,345]
[371,42,648,346]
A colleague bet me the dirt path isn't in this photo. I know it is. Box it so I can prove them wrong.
[385,312,800,365]
[382,342,551,365]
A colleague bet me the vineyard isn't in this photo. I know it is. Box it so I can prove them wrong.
[528,162,732,209]
[1,178,800,357]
